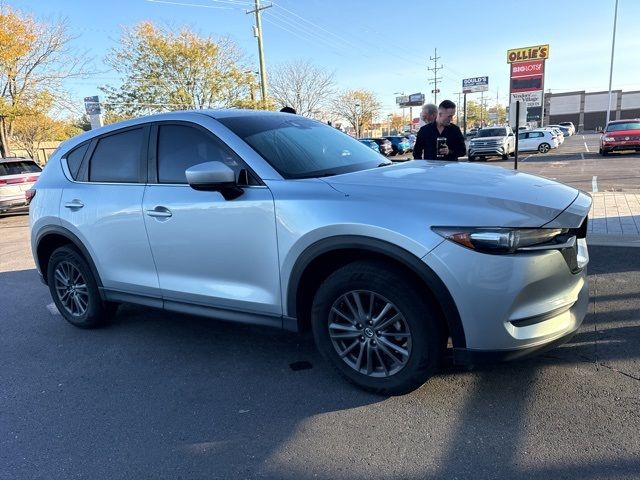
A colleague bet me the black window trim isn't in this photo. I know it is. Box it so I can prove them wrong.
[76,124,150,185]
[148,120,264,187]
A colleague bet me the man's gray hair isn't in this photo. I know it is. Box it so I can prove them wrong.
[422,103,437,115]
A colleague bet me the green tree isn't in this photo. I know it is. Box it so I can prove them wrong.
[101,22,257,117]
[332,89,381,138]
[0,5,90,157]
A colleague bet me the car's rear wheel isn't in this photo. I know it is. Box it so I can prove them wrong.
[311,261,445,395]
[538,143,551,153]
[47,246,114,329]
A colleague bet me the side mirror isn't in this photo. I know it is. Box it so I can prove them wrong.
[508,132,514,137]
[186,161,243,200]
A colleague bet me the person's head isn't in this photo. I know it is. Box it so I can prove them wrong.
[420,103,437,123]
[437,100,456,127]
[280,106,296,114]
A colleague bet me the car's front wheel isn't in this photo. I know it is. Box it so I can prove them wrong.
[538,143,551,153]
[311,261,445,395]
[47,246,115,328]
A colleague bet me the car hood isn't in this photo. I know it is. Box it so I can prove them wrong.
[324,161,581,227]
[605,129,640,137]
[471,136,507,141]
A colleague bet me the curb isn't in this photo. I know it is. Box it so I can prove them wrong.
[587,234,640,248]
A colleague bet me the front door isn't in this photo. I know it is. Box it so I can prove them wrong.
[142,122,281,316]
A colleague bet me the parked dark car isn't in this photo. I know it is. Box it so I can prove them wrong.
[358,139,380,153]
[384,136,411,155]
[367,138,393,156]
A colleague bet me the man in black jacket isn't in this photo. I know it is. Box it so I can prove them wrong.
[413,99,466,160]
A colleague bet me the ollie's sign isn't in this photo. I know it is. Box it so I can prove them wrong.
[507,45,549,64]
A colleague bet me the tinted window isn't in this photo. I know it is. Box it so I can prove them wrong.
[65,143,89,179]
[157,124,246,184]
[518,133,527,140]
[89,129,143,183]
[531,132,543,138]
[218,115,388,179]
[0,160,41,176]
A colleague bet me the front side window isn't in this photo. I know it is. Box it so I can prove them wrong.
[157,124,246,184]
[89,128,143,183]
[218,115,388,179]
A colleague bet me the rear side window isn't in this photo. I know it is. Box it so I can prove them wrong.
[65,143,89,179]
[532,132,543,138]
[89,128,143,183]
[157,124,244,184]
[0,161,41,176]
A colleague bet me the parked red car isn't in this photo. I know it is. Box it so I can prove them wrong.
[599,119,640,156]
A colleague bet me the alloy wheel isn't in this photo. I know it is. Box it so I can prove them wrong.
[328,290,412,377]
[53,261,89,317]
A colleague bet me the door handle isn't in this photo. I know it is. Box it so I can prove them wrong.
[145,206,172,218]
[64,200,84,209]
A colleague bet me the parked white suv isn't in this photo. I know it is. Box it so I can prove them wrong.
[29,110,590,394]
[468,126,516,161]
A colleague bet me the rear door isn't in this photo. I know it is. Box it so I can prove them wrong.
[59,126,160,299]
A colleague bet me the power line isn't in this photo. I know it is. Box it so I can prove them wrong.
[428,48,443,104]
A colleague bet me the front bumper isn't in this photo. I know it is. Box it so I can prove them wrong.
[602,141,640,151]
[423,237,589,356]
[469,144,508,156]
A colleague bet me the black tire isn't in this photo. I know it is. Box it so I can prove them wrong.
[468,155,476,162]
[538,143,551,153]
[501,153,509,160]
[47,246,113,329]
[601,149,609,156]
[311,261,445,395]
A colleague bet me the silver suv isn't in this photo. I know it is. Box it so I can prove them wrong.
[468,126,516,161]
[30,110,591,394]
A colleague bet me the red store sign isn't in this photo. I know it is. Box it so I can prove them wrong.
[511,60,545,78]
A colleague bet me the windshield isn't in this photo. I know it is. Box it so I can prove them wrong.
[607,122,640,132]
[476,128,507,137]
[218,115,388,179]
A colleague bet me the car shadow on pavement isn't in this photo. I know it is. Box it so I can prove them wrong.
[1,245,639,479]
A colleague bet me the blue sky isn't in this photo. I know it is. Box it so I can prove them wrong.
[8,0,640,118]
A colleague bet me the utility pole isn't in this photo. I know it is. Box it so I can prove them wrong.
[454,92,463,124]
[246,0,272,108]
[428,48,443,104]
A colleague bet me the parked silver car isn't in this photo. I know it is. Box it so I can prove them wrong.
[30,110,591,394]
[468,126,516,161]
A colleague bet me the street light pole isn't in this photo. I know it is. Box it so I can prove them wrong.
[606,0,619,126]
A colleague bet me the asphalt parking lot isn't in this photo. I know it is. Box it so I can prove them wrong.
[1,212,639,479]
[395,133,640,195]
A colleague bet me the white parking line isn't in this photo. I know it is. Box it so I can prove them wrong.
[592,176,598,193]
[584,142,590,152]
[46,303,60,315]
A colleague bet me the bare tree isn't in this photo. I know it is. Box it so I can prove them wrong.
[0,5,92,157]
[332,89,382,138]
[269,60,335,118]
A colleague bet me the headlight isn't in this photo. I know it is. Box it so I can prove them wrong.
[432,227,571,254]
[603,136,615,142]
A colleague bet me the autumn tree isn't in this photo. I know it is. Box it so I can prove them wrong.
[0,5,90,157]
[390,114,405,134]
[332,89,381,138]
[269,60,335,117]
[11,113,80,160]
[101,22,258,117]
